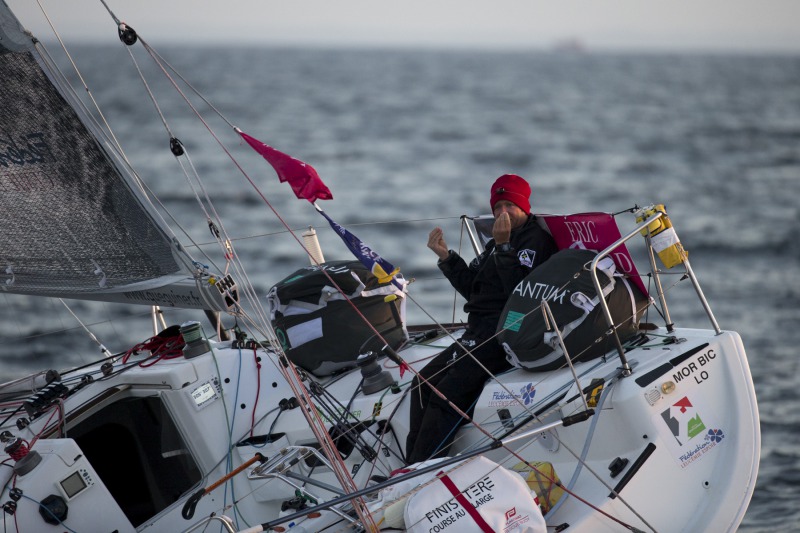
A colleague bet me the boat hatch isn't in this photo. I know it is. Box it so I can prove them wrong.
[67,393,202,526]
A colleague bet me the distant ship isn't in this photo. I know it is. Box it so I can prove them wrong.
[552,37,587,53]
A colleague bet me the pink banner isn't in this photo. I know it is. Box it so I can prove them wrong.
[542,213,648,296]
[238,130,333,203]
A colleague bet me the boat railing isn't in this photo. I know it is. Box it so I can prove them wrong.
[589,209,721,373]
[248,446,360,524]
[462,209,722,374]
[183,514,236,533]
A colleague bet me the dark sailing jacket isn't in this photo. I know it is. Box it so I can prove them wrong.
[438,215,557,339]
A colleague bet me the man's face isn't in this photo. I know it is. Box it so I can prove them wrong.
[492,200,527,230]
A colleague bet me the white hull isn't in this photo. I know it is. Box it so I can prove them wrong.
[1,323,758,532]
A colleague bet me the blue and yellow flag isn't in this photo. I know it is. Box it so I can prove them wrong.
[314,204,403,289]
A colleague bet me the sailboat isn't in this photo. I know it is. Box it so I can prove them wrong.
[0,2,760,532]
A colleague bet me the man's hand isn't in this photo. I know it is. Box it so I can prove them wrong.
[428,227,450,261]
[492,212,511,245]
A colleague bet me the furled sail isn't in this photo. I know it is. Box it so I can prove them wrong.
[0,3,236,312]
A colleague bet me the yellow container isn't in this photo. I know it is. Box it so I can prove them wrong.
[512,460,565,514]
[635,204,688,269]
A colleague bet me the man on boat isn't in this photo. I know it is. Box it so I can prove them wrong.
[406,174,557,463]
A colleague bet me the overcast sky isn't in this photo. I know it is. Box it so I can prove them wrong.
[6,0,800,53]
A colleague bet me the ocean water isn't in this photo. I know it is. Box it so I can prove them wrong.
[2,44,799,530]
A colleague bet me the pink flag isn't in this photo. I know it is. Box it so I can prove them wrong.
[541,213,648,296]
[238,130,333,203]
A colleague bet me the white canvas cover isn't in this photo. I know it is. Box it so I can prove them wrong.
[368,456,546,533]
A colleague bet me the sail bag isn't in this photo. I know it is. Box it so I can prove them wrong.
[402,456,546,533]
[267,260,407,376]
[497,248,648,371]
[367,456,546,533]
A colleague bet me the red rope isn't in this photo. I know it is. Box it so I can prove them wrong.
[5,439,31,462]
[122,332,185,366]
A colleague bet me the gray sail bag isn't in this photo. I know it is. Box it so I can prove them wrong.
[497,248,648,372]
[267,260,407,376]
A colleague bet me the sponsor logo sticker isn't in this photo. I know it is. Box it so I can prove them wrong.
[502,311,525,332]
[654,394,725,468]
[488,383,535,407]
[517,249,536,267]
[503,506,532,532]
[520,383,536,405]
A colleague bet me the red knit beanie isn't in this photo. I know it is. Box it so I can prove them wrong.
[490,174,531,215]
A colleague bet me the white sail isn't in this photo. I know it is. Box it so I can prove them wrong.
[0,3,235,313]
